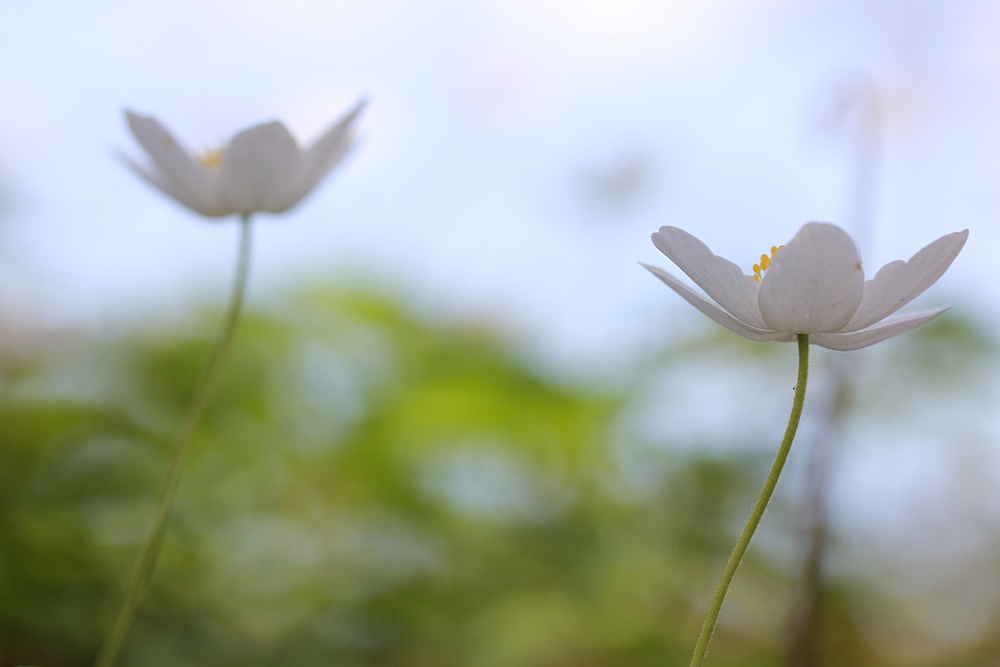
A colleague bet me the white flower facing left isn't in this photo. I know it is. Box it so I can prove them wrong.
[645,222,968,351]
[122,99,366,217]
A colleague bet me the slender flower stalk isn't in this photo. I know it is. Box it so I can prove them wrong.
[689,334,810,667]
[94,215,254,667]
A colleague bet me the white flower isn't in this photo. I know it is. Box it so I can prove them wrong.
[122,100,366,217]
[645,222,968,351]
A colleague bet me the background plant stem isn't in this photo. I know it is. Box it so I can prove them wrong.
[94,214,254,667]
[787,79,881,667]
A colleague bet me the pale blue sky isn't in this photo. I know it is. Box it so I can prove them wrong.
[0,0,997,371]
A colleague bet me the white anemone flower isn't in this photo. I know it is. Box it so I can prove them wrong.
[645,222,968,351]
[122,99,366,217]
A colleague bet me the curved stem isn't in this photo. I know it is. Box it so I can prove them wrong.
[95,214,254,667]
[689,333,810,667]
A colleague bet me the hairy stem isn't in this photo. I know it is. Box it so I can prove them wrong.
[95,214,254,667]
[689,333,810,667]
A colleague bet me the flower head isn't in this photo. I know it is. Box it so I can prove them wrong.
[644,222,967,350]
[121,99,366,217]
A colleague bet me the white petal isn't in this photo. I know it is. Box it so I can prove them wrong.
[643,264,782,342]
[219,121,303,214]
[839,230,968,332]
[758,223,864,333]
[124,110,225,216]
[811,306,949,351]
[118,152,201,214]
[651,227,767,329]
[289,99,366,205]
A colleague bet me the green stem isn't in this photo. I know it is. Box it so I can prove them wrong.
[688,333,810,667]
[95,214,254,667]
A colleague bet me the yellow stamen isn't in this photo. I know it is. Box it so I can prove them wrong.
[752,245,784,283]
[198,148,225,169]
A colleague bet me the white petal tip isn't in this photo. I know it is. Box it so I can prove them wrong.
[337,98,369,127]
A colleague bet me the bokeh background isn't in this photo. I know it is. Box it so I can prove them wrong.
[2,1,1000,665]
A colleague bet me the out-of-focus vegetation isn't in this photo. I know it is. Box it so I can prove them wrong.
[0,286,998,667]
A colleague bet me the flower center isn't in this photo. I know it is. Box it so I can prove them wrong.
[198,148,225,169]
[752,245,783,283]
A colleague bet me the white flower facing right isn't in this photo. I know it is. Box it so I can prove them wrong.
[645,222,968,351]
[122,99,366,218]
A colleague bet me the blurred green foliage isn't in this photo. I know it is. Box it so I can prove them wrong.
[0,288,998,667]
